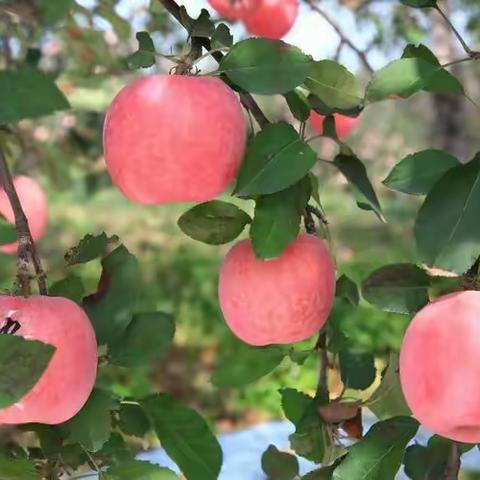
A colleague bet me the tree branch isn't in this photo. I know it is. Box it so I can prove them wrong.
[0,150,47,295]
[158,0,270,128]
[444,442,460,480]
[315,332,328,398]
[304,0,374,74]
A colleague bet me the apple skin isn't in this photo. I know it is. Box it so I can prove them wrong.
[0,296,97,425]
[208,0,259,19]
[0,176,48,255]
[242,0,299,39]
[400,291,480,443]
[309,112,360,140]
[103,75,246,204]
[218,234,336,346]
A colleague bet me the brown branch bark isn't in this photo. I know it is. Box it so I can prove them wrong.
[159,0,270,128]
[444,442,460,480]
[0,150,47,295]
[315,332,329,398]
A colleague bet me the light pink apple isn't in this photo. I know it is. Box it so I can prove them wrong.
[309,111,360,140]
[0,296,97,425]
[242,0,299,39]
[400,291,480,443]
[208,0,259,20]
[103,75,246,204]
[218,234,336,345]
[0,176,48,255]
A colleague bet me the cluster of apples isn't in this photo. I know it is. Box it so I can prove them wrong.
[208,0,299,39]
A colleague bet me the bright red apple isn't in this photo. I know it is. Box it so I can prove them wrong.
[219,234,335,346]
[242,0,299,39]
[400,291,480,443]
[208,0,259,20]
[0,296,97,425]
[309,111,360,140]
[0,176,48,255]
[103,75,246,204]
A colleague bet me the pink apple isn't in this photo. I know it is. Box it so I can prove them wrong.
[0,176,48,255]
[242,0,299,39]
[0,296,97,425]
[400,291,480,443]
[208,0,259,20]
[219,234,336,345]
[103,75,246,204]
[309,111,360,140]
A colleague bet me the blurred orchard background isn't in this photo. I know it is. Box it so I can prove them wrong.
[1,0,480,464]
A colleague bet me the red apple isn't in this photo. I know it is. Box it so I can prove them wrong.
[309,111,360,140]
[0,296,97,425]
[242,0,299,39]
[208,0,259,20]
[219,234,335,345]
[103,75,246,204]
[0,176,48,255]
[400,291,480,442]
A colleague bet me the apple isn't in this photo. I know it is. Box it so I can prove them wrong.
[103,75,246,204]
[218,234,335,345]
[400,291,480,443]
[0,176,48,255]
[309,111,360,140]
[0,296,97,425]
[242,0,299,39]
[208,0,259,20]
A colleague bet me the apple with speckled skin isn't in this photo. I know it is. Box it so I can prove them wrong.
[219,234,335,345]
[0,296,97,425]
[242,0,299,39]
[400,291,480,443]
[309,111,360,140]
[0,176,48,255]
[208,0,259,19]
[103,75,246,204]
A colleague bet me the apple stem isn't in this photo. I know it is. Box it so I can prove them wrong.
[0,150,47,296]
[159,0,270,128]
[315,331,329,398]
[445,442,460,479]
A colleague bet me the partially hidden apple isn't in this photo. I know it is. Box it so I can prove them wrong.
[208,0,259,19]
[0,296,97,425]
[219,234,336,345]
[400,291,480,443]
[0,176,48,255]
[309,111,360,140]
[103,75,246,204]
[242,0,299,39]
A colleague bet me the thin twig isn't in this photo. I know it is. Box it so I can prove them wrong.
[442,56,474,68]
[444,442,460,480]
[435,5,473,57]
[304,0,374,74]
[159,0,270,128]
[315,332,328,398]
[0,150,47,295]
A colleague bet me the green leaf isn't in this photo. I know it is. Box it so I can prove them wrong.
[49,274,85,303]
[0,69,70,123]
[366,58,463,102]
[415,155,480,274]
[142,394,222,480]
[362,264,431,315]
[366,354,411,420]
[262,445,299,480]
[333,154,384,222]
[402,44,440,65]
[110,312,175,367]
[220,38,312,95]
[304,61,363,111]
[336,275,359,307]
[61,389,116,453]
[29,424,62,459]
[332,417,419,480]
[339,350,376,390]
[281,388,314,425]
[0,218,17,246]
[309,94,363,117]
[119,403,151,438]
[38,0,73,24]
[284,90,311,122]
[0,335,55,409]
[212,344,285,387]
[303,465,336,479]
[65,232,117,265]
[400,0,437,7]
[235,122,317,196]
[178,201,251,246]
[250,177,311,259]
[190,9,215,38]
[0,455,39,480]
[108,460,178,480]
[383,149,458,195]
[127,31,156,69]
[211,23,233,49]
[84,245,140,346]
